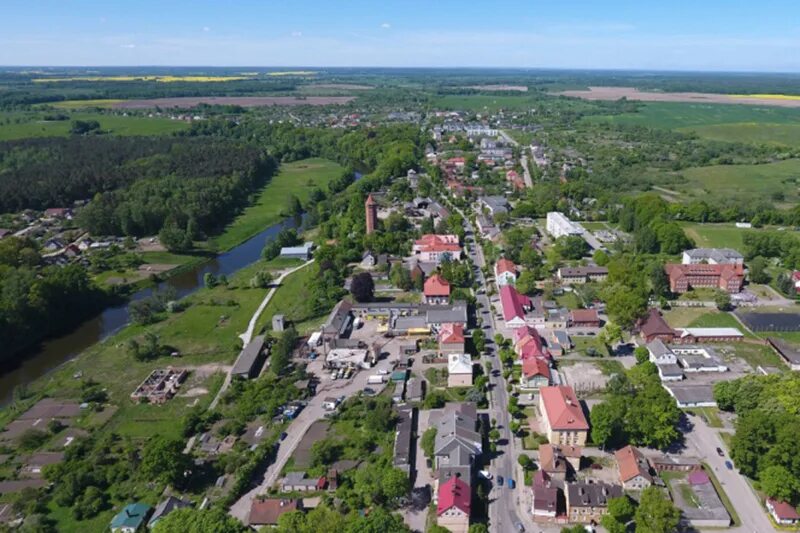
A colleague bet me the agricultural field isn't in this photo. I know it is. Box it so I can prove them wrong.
[648,159,800,205]
[50,99,124,109]
[434,94,540,112]
[0,111,189,140]
[587,101,800,147]
[211,158,344,251]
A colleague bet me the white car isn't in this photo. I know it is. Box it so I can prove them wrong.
[479,470,493,480]
[377,369,390,375]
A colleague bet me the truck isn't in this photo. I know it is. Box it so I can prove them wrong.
[367,375,387,385]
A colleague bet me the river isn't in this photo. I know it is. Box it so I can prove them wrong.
[0,213,309,406]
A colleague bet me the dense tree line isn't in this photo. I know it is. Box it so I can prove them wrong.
[0,136,275,222]
[715,373,800,504]
[0,237,108,365]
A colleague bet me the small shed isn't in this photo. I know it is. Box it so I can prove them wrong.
[272,314,286,332]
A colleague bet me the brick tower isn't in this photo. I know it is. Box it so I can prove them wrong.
[365,194,378,234]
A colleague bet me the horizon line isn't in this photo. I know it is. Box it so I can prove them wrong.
[3,65,800,75]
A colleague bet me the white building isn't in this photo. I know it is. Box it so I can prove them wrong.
[326,348,371,369]
[546,212,584,239]
[681,248,744,265]
[447,353,473,387]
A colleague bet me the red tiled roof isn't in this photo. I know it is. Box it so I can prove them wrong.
[414,234,461,253]
[439,323,465,344]
[768,498,800,520]
[522,357,550,379]
[793,271,800,281]
[615,445,652,483]
[540,386,589,431]
[500,285,526,322]
[437,476,471,516]
[249,499,299,526]
[365,194,376,205]
[495,258,517,276]
[513,326,547,360]
[424,274,451,297]
[570,309,599,323]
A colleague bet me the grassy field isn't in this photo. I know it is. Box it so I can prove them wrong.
[0,111,188,140]
[663,307,717,328]
[680,223,754,250]
[675,160,800,204]
[255,262,325,335]
[210,158,343,251]
[587,101,800,146]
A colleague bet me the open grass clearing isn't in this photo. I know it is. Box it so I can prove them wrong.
[680,222,757,250]
[692,406,724,428]
[49,99,124,109]
[255,260,322,335]
[688,310,756,337]
[210,158,343,251]
[663,307,716,328]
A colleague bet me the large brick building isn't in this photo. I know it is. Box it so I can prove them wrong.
[365,194,378,235]
[665,263,744,294]
[539,386,589,446]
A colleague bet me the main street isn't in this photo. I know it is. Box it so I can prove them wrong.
[462,210,531,532]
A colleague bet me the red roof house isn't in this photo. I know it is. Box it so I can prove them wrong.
[424,274,451,304]
[494,258,518,285]
[438,323,466,354]
[413,234,462,263]
[767,498,800,525]
[500,285,528,328]
[665,263,744,294]
[569,309,601,328]
[248,499,300,527]
[792,271,800,294]
[539,386,589,446]
[522,357,551,388]
[437,476,471,531]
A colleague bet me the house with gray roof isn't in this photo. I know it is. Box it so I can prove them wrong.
[433,403,482,485]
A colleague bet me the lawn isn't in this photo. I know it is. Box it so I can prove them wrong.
[680,222,758,250]
[663,307,716,328]
[210,158,344,251]
[0,111,189,140]
[255,261,322,335]
[688,311,752,336]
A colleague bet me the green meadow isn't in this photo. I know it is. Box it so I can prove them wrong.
[588,101,800,147]
[0,110,189,140]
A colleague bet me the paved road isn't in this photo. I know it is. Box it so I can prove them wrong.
[403,409,433,532]
[684,414,776,533]
[459,210,531,531]
[208,260,314,410]
[229,356,395,523]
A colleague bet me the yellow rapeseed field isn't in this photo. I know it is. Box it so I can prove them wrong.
[730,94,800,101]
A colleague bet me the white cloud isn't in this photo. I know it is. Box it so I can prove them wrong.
[119,43,135,49]
[380,23,391,29]
[203,26,211,32]
[291,31,303,37]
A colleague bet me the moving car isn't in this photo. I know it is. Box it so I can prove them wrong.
[716,447,725,457]
[496,475,504,487]
[507,478,515,489]
[479,470,493,480]
[725,460,734,470]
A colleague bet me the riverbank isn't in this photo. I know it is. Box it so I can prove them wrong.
[0,158,346,405]
[210,158,344,251]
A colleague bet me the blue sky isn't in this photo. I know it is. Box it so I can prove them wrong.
[2,0,799,71]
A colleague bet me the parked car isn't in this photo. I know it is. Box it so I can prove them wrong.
[514,522,525,532]
[716,447,725,457]
[479,470,493,480]
[507,478,516,489]
[280,432,288,441]
[725,460,734,470]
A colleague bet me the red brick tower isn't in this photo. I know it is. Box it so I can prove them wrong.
[365,194,378,234]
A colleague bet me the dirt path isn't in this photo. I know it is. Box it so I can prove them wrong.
[207,259,314,410]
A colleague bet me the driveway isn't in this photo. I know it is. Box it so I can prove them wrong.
[229,355,395,523]
[683,414,776,533]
